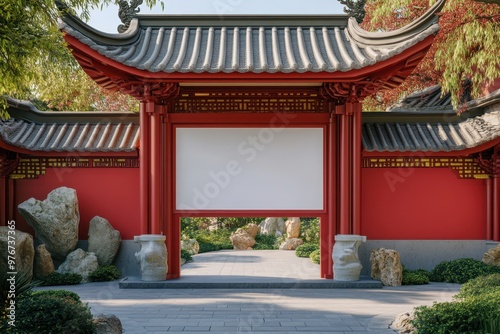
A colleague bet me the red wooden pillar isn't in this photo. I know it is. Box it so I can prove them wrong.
[139,101,150,234]
[338,104,351,234]
[493,175,500,242]
[149,103,162,235]
[164,108,180,279]
[0,177,7,226]
[351,102,362,235]
[322,108,337,279]
[487,177,493,240]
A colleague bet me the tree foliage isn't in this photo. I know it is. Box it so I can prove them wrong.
[361,0,500,111]
[0,0,160,119]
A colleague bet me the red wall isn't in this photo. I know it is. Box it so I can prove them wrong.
[361,167,487,240]
[14,167,140,240]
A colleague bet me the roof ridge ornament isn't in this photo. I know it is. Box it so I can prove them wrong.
[118,0,144,33]
[346,0,446,47]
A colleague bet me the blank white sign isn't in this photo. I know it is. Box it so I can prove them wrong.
[176,128,324,210]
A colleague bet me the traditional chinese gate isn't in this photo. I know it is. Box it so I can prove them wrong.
[58,0,446,279]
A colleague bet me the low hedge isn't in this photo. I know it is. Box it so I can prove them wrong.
[456,273,500,299]
[295,243,319,258]
[1,290,95,334]
[38,272,82,286]
[309,249,320,264]
[413,291,500,334]
[88,265,121,282]
[402,268,430,285]
[430,258,500,284]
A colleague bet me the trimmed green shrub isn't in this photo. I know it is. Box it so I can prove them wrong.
[309,249,320,264]
[88,265,121,282]
[195,230,233,253]
[402,268,430,285]
[181,249,193,263]
[9,289,95,334]
[28,289,82,303]
[254,234,278,250]
[38,272,82,286]
[300,218,320,244]
[456,274,500,299]
[430,258,500,284]
[412,291,500,334]
[295,243,319,258]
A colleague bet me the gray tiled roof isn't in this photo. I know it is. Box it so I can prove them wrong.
[58,0,444,74]
[0,99,139,153]
[2,94,498,155]
[362,110,500,152]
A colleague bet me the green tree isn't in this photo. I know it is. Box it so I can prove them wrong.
[360,0,499,111]
[0,0,160,118]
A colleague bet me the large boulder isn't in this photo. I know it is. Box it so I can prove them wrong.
[285,217,301,239]
[258,217,286,236]
[244,223,259,238]
[181,238,200,255]
[483,244,500,266]
[0,227,34,280]
[279,238,303,250]
[18,187,79,260]
[33,244,54,277]
[58,248,98,283]
[88,216,121,266]
[230,228,256,250]
[93,314,123,334]
[370,248,403,286]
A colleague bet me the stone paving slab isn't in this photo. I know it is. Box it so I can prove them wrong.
[35,250,461,333]
[120,250,382,289]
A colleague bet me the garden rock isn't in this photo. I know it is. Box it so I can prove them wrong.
[483,244,500,266]
[18,187,79,260]
[88,216,121,266]
[279,238,303,250]
[258,217,286,236]
[285,217,301,239]
[244,223,259,238]
[181,238,200,255]
[34,244,54,277]
[370,248,403,286]
[391,312,416,334]
[93,313,123,334]
[0,227,34,280]
[58,248,98,283]
[230,228,255,250]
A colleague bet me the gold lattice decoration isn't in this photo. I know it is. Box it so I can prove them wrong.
[8,157,139,179]
[363,157,490,179]
[173,91,325,113]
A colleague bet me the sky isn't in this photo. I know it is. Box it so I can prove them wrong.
[87,0,346,33]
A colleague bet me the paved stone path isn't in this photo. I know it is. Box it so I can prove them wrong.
[36,250,461,333]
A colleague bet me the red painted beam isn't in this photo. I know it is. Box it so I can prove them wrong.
[139,102,150,235]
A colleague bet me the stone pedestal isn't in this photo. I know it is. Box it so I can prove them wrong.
[333,234,367,281]
[134,234,167,281]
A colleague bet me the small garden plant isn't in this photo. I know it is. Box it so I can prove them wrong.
[88,265,121,282]
[37,272,82,286]
[412,273,500,334]
[295,243,319,258]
